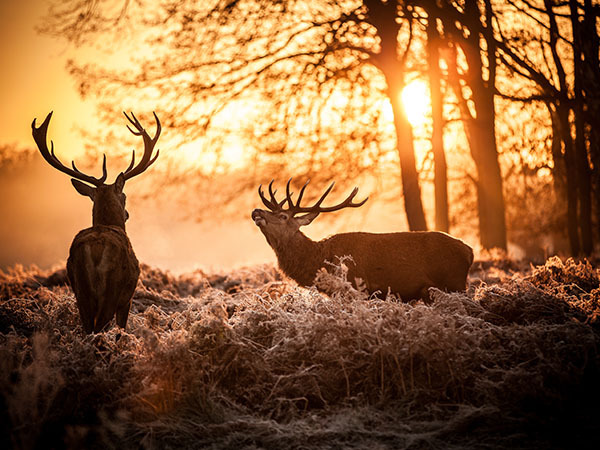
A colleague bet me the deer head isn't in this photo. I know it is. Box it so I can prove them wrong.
[31,111,161,230]
[252,179,368,248]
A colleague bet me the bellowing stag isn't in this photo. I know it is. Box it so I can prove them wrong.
[31,111,161,333]
[252,179,473,301]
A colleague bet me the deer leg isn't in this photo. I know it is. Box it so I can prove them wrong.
[92,295,116,333]
[419,286,432,304]
[93,313,113,333]
[115,299,131,330]
[73,286,96,334]
[77,300,95,334]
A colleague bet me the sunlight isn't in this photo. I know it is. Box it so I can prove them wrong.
[221,141,245,169]
[401,79,430,127]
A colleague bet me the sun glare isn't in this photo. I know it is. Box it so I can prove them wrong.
[401,79,430,127]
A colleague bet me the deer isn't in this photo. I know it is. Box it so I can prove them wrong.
[31,111,161,333]
[252,179,473,301]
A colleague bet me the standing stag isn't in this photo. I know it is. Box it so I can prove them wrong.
[252,180,473,300]
[32,111,161,333]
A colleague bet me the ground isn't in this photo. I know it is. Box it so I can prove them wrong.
[1,255,599,449]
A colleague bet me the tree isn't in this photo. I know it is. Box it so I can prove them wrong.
[43,0,430,231]
[425,11,450,233]
[495,0,598,255]
[424,0,508,250]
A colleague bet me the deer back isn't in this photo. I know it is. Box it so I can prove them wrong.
[321,231,473,299]
[67,225,140,333]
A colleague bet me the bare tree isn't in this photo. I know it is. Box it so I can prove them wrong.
[425,11,449,232]
[43,0,430,230]
[421,0,508,250]
[495,0,598,255]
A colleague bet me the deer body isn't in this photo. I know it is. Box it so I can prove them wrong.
[253,180,473,300]
[32,111,161,333]
[272,229,473,300]
[67,226,139,332]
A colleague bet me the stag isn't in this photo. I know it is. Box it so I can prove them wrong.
[252,180,473,301]
[32,111,161,333]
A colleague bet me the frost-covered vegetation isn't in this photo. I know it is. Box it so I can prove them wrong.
[1,256,599,449]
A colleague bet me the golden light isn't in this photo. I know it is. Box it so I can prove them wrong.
[401,79,430,127]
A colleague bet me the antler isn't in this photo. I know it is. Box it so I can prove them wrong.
[259,179,368,216]
[258,180,288,211]
[122,111,161,181]
[32,112,108,186]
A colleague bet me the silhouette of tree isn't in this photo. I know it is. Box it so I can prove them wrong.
[51,0,600,252]
[425,12,449,233]
[42,0,432,231]
[495,0,598,255]
[418,0,508,250]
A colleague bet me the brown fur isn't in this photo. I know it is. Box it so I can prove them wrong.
[67,226,139,333]
[253,209,473,301]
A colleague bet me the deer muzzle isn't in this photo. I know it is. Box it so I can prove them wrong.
[252,209,267,227]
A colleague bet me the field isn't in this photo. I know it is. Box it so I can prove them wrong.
[1,255,599,449]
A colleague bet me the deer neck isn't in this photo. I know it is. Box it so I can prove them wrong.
[92,203,126,231]
[272,230,324,287]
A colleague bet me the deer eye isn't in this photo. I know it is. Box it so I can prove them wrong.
[278,213,288,221]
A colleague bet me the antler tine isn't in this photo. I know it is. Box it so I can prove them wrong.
[258,182,278,210]
[285,178,294,207]
[71,154,108,184]
[296,179,310,206]
[122,111,161,181]
[286,181,368,215]
[124,111,142,135]
[284,178,310,211]
[31,112,107,186]
[312,181,335,208]
[124,150,136,173]
[267,179,286,208]
[316,186,369,212]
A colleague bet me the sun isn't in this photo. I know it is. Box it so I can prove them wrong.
[401,79,430,127]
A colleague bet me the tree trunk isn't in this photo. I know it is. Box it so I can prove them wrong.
[547,103,567,203]
[557,104,581,255]
[572,0,597,254]
[545,0,584,255]
[443,0,507,250]
[569,0,593,254]
[365,0,428,231]
[469,113,507,250]
[427,14,449,232]
[582,0,600,247]
[388,77,428,231]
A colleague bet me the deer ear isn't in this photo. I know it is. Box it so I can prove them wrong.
[115,173,126,192]
[71,179,95,200]
[296,211,319,227]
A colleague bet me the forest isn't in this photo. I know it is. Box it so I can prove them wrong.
[35,0,600,257]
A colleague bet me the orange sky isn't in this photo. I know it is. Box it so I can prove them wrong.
[0,1,277,273]
[0,1,95,157]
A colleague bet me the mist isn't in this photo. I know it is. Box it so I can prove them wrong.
[0,156,275,273]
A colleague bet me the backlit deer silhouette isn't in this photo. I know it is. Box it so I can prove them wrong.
[31,111,161,333]
[252,180,473,301]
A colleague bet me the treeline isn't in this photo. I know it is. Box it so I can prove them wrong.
[40,0,598,254]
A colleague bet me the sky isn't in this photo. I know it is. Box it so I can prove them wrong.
[0,0,97,158]
[0,0,280,273]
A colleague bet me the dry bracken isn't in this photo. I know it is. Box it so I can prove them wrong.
[0,257,599,449]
